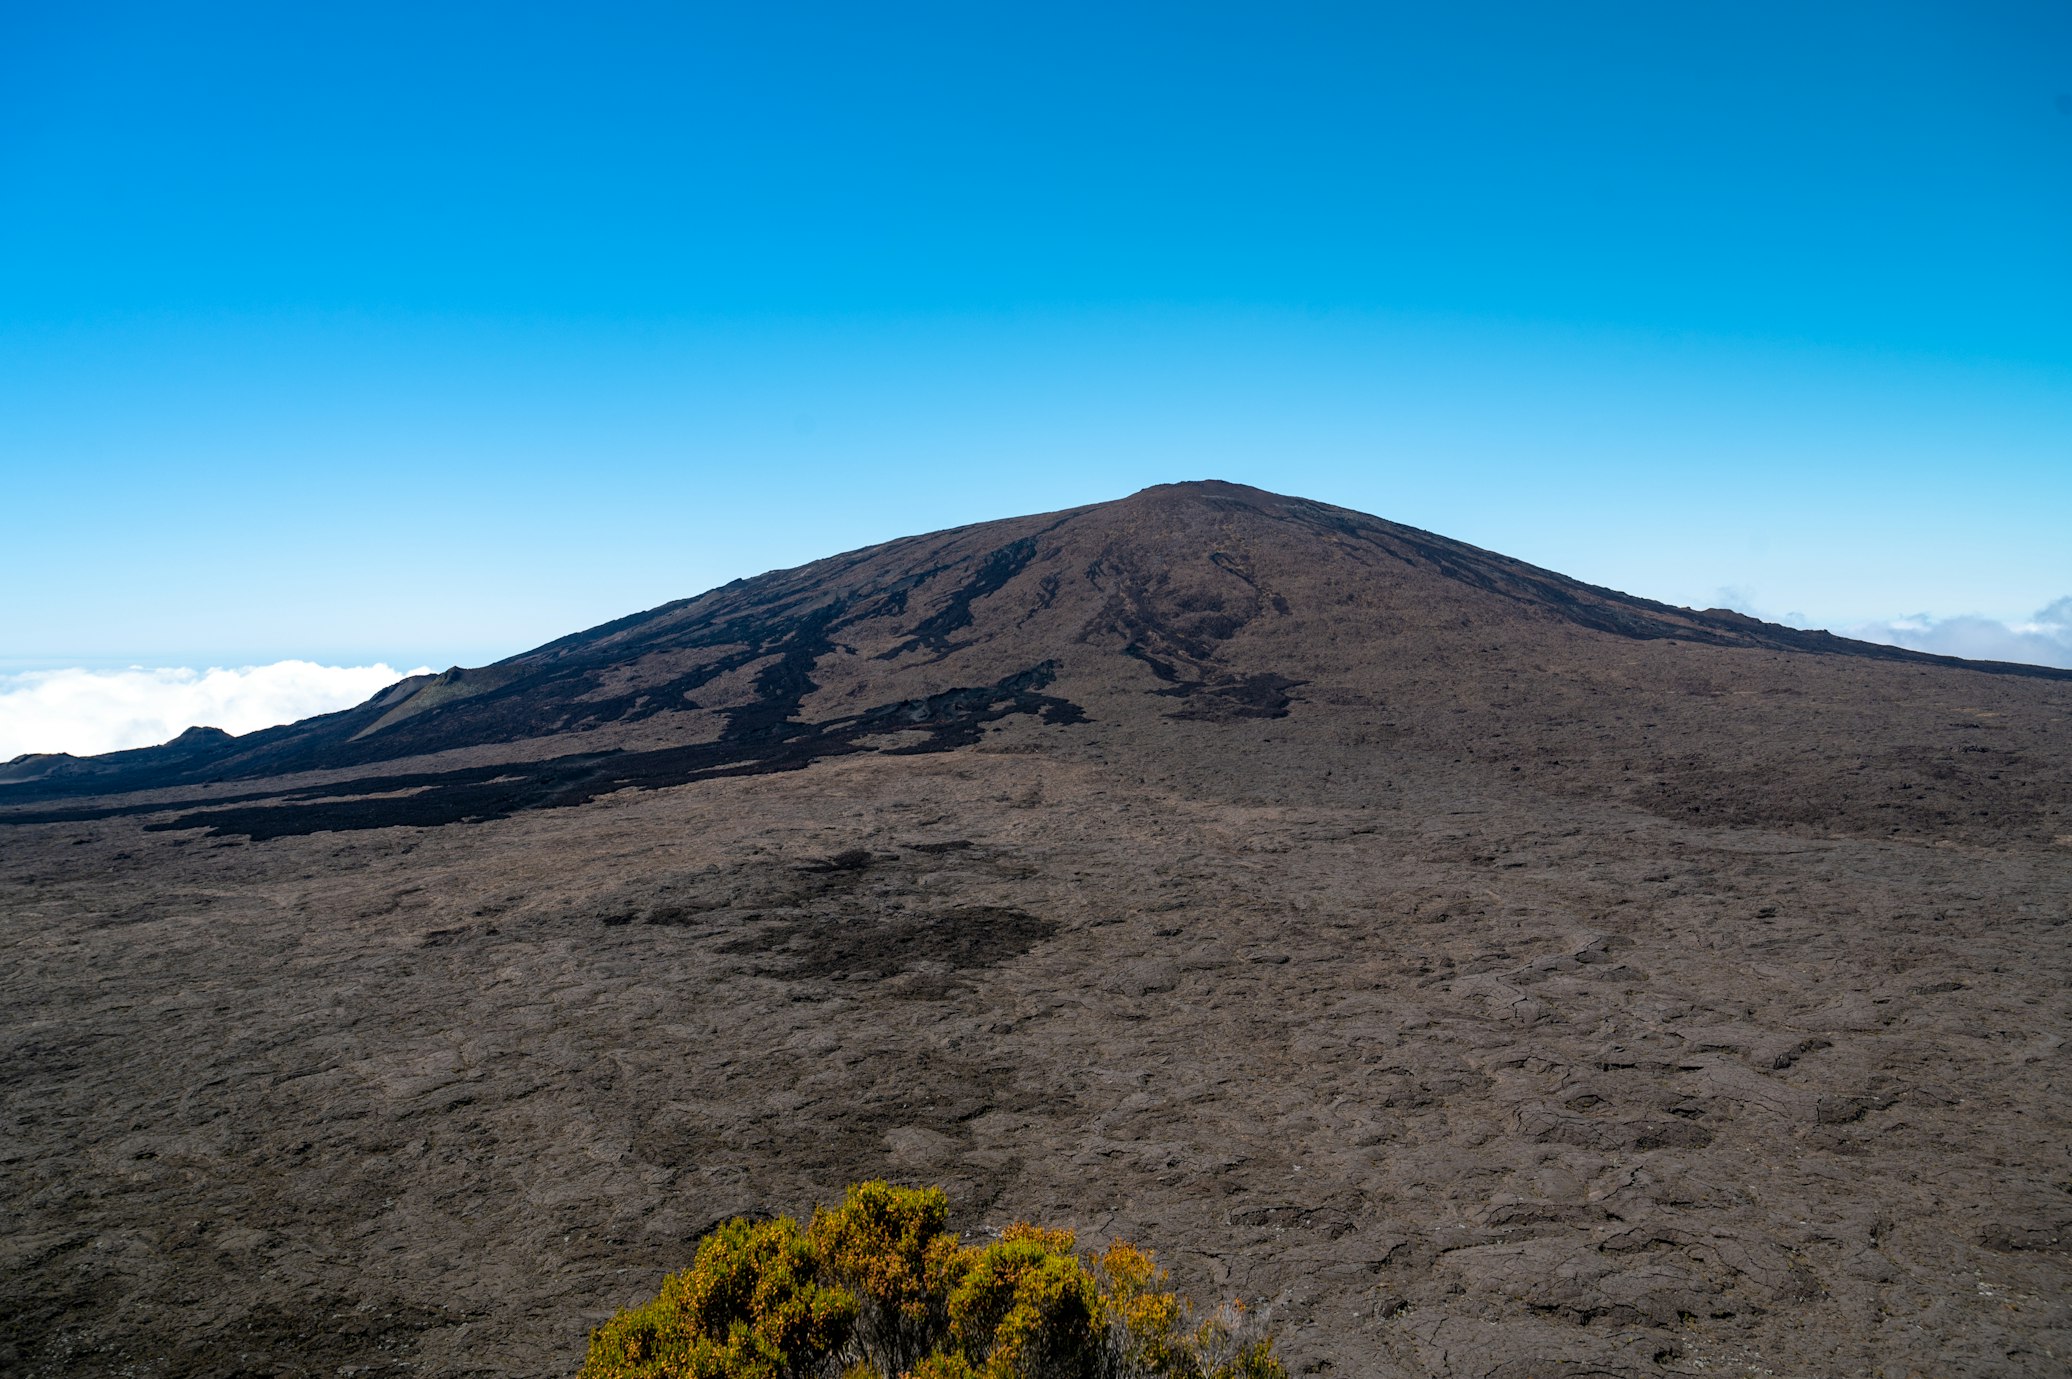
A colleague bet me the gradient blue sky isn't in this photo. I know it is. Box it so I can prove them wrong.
[4,1,2069,672]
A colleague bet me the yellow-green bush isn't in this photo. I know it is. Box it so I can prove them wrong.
[809,1181,963,1372]
[580,1216,856,1379]
[943,1223,1103,1377]
[578,1182,1285,1379]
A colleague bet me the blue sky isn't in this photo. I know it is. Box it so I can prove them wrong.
[4,1,2069,679]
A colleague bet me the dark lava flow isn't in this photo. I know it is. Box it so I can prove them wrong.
[153,666,1083,841]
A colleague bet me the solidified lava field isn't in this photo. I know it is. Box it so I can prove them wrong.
[3,482,2068,1378]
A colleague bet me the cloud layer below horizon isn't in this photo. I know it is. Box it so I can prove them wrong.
[0,661,430,761]
[3,605,2067,764]
[1845,598,2072,670]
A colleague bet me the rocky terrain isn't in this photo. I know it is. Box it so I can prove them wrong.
[3,481,2067,1378]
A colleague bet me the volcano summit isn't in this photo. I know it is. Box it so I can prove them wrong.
[3,483,2068,1378]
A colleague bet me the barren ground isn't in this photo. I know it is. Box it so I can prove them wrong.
[5,725,2068,1378]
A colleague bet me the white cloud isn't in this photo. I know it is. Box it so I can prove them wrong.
[0,661,433,761]
[1847,597,2072,669]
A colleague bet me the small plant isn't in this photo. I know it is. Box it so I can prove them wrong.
[578,1182,1286,1379]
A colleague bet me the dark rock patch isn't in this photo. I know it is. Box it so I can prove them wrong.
[102,665,1081,840]
[720,905,1057,985]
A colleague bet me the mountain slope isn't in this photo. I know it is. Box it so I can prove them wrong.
[5,481,2066,845]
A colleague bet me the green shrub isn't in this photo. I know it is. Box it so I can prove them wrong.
[578,1182,1286,1379]
[809,1182,963,1373]
[943,1223,1104,1377]
[581,1216,856,1379]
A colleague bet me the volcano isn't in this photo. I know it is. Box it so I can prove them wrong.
[3,482,2068,1379]
[5,481,2064,843]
